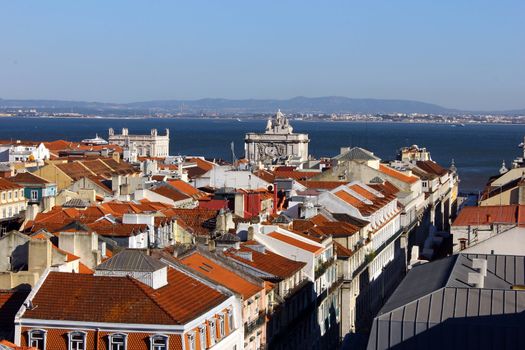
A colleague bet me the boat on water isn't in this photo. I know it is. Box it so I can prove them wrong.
[81,134,108,145]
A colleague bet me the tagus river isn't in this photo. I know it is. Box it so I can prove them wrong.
[1,117,524,193]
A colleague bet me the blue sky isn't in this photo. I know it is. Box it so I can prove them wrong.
[1,1,524,110]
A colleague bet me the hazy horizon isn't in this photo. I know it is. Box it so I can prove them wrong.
[1,1,524,110]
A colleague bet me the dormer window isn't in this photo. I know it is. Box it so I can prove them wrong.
[109,333,127,350]
[28,329,47,350]
[150,334,169,350]
[68,331,86,350]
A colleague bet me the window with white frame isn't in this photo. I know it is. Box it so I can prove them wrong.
[187,332,196,350]
[218,314,225,338]
[1,192,5,201]
[208,320,216,345]
[198,326,206,349]
[68,331,86,350]
[227,308,234,332]
[31,190,38,200]
[109,333,127,350]
[150,334,168,350]
[28,329,47,350]
[14,190,17,199]
[8,191,11,200]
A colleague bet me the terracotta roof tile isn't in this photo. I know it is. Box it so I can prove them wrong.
[151,185,191,202]
[379,164,418,184]
[452,205,521,226]
[9,172,50,185]
[267,231,323,254]
[299,180,349,190]
[416,160,449,176]
[24,268,227,325]
[180,252,261,299]
[224,242,305,279]
[0,178,22,191]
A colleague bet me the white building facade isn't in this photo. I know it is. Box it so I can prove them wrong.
[109,128,169,158]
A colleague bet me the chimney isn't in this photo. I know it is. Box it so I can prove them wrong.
[472,258,488,276]
[468,258,487,288]
[247,226,255,241]
[467,272,484,288]
[340,147,350,154]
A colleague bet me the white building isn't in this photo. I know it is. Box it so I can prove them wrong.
[245,110,309,165]
[0,141,50,164]
[109,128,169,158]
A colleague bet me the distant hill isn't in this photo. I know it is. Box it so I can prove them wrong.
[0,96,522,115]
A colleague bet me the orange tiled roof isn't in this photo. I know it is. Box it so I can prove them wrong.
[56,162,94,180]
[180,252,262,299]
[151,185,191,202]
[24,268,227,325]
[166,208,218,236]
[87,221,148,237]
[452,205,522,227]
[78,262,94,274]
[224,242,305,279]
[167,179,205,199]
[379,164,418,184]
[0,178,22,191]
[335,190,364,208]
[185,158,214,179]
[299,180,349,190]
[334,241,353,257]
[348,184,376,200]
[416,160,448,176]
[9,172,50,185]
[267,231,323,254]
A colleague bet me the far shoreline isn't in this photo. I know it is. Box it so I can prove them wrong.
[1,115,525,126]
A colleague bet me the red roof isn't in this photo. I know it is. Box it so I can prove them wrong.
[9,172,50,185]
[0,178,22,191]
[24,268,227,325]
[299,180,349,190]
[452,205,525,226]
[151,186,191,202]
[180,252,262,299]
[379,164,418,184]
[416,160,448,176]
[224,242,305,279]
[267,231,323,254]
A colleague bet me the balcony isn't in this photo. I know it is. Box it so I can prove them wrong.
[314,257,335,280]
[244,311,266,337]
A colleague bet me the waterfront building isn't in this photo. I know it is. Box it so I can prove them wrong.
[244,110,309,166]
[109,128,170,158]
